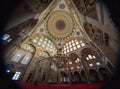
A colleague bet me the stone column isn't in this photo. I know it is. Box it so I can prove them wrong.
[78,55,90,83]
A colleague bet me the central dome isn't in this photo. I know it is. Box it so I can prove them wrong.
[47,10,75,39]
[56,20,65,30]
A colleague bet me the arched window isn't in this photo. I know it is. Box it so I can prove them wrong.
[39,51,50,58]
[81,48,102,67]
[1,33,12,43]
[69,53,81,70]
[21,53,32,64]
[10,49,33,65]
[12,71,21,80]
[10,50,24,62]
[21,44,35,53]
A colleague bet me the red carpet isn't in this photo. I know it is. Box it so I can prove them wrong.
[19,82,104,89]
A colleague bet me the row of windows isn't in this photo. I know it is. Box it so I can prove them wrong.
[39,51,49,58]
[10,50,32,65]
[84,54,100,67]
[10,50,50,64]
[62,61,101,71]
[89,62,101,67]
[31,37,57,54]
[69,58,80,64]
[86,54,96,60]
[10,51,99,67]
[62,39,85,54]
[62,66,81,71]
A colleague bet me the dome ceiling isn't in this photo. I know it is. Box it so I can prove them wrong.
[27,0,83,49]
[47,10,75,39]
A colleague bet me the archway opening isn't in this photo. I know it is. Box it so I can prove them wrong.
[74,71,81,83]
[89,69,99,82]
[99,67,109,81]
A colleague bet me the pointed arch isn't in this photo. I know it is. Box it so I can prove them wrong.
[74,71,81,83]
[89,69,99,82]
[99,67,109,81]
[81,70,87,83]
[69,53,81,70]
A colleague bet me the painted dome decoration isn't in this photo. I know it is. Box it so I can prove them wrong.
[47,10,75,40]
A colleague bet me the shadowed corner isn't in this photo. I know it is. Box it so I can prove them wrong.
[0,0,120,89]
[0,0,23,89]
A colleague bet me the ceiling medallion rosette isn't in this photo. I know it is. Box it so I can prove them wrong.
[47,10,76,41]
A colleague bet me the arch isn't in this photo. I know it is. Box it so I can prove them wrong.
[21,43,36,53]
[39,51,50,58]
[26,70,35,83]
[69,53,80,64]
[69,53,79,63]
[81,70,87,83]
[69,53,81,70]
[74,71,81,83]
[17,44,35,65]
[81,48,99,62]
[61,72,68,83]
[10,47,35,65]
[99,67,109,81]
[89,69,99,82]
[29,44,36,53]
